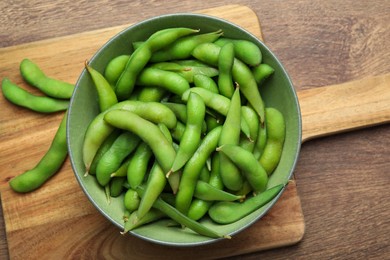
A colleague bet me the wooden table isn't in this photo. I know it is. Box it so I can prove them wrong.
[1,1,389,259]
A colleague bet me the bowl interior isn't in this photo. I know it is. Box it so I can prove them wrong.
[67,13,301,246]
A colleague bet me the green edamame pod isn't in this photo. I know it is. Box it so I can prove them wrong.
[259,107,286,175]
[83,100,177,171]
[96,131,141,186]
[137,162,167,219]
[109,176,126,197]
[187,152,223,221]
[218,88,243,191]
[253,120,267,159]
[175,126,222,215]
[127,142,153,189]
[193,74,219,94]
[192,43,265,124]
[85,61,118,112]
[177,64,219,83]
[182,87,230,115]
[19,59,74,99]
[182,87,251,139]
[161,102,187,123]
[150,62,219,83]
[136,67,190,96]
[170,121,186,142]
[88,129,121,176]
[217,144,268,193]
[111,156,131,178]
[137,86,167,102]
[115,27,198,100]
[199,166,210,183]
[162,102,207,133]
[150,62,184,71]
[103,110,177,181]
[208,183,285,224]
[241,106,259,142]
[132,41,143,50]
[136,185,229,239]
[121,208,165,234]
[205,113,222,132]
[2,78,69,113]
[217,42,235,98]
[170,92,206,172]
[185,198,211,221]
[194,180,244,201]
[9,113,68,193]
[104,54,130,86]
[233,180,253,198]
[215,38,262,67]
[150,29,223,62]
[124,188,141,213]
[208,151,224,190]
[252,63,275,85]
[239,106,260,152]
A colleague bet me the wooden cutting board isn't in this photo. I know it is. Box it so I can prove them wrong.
[1,4,389,259]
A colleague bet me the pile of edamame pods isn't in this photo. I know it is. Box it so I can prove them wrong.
[82,27,287,239]
[2,59,73,193]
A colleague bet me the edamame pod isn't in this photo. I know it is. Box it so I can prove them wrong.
[127,142,153,189]
[2,78,69,113]
[9,113,68,193]
[252,63,275,85]
[83,100,177,171]
[194,180,244,201]
[193,74,219,94]
[121,208,165,234]
[239,106,260,152]
[111,156,132,178]
[253,119,267,159]
[104,54,130,86]
[109,176,126,197]
[259,107,286,175]
[115,27,198,100]
[218,88,243,191]
[208,183,285,224]
[217,144,268,193]
[215,38,262,67]
[19,59,74,99]
[137,162,167,219]
[103,110,176,180]
[192,43,265,123]
[96,131,140,186]
[187,152,223,221]
[175,126,222,215]
[150,30,223,62]
[150,62,219,83]
[88,129,121,176]
[124,188,141,213]
[136,185,229,239]
[85,61,118,112]
[217,42,235,98]
[136,67,190,96]
[170,92,206,172]
[137,86,167,102]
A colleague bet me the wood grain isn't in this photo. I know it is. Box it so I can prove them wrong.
[299,73,390,142]
[1,1,389,259]
[0,5,305,259]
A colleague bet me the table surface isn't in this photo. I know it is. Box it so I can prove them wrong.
[1,1,389,259]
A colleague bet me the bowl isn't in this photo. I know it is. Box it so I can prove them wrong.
[67,13,301,246]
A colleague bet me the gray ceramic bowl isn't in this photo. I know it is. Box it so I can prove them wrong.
[67,13,301,246]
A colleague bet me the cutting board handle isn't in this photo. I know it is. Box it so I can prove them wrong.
[297,73,390,143]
